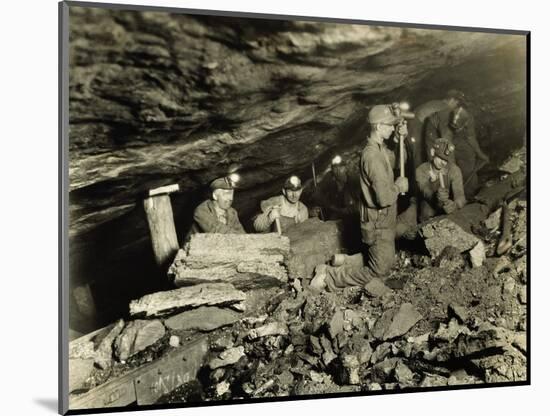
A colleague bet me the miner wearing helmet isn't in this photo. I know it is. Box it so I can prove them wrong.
[407,89,468,168]
[188,175,246,235]
[309,155,360,221]
[415,138,466,222]
[253,175,309,234]
[310,104,414,292]
[422,89,469,164]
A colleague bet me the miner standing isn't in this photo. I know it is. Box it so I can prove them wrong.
[408,89,467,168]
[423,89,469,162]
[310,105,410,291]
[449,106,490,199]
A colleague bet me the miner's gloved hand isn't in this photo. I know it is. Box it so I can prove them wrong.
[268,206,281,223]
[442,200,457,214]
[437,188,450,204]
[309,206,322,219]
[395,176,409,193]
[396,122,408,137]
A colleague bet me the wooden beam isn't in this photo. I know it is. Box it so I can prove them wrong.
[68,335,208,410]
[143,194,179,269]
[148,184,179,197]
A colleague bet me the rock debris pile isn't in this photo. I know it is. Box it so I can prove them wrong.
[69,192,527,404]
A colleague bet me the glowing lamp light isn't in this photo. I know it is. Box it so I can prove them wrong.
[289,175,301,187]
[228,173,240,184]
[399,102,411,111]
[332,155,343,165]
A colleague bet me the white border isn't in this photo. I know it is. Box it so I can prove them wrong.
[2,0,546,415]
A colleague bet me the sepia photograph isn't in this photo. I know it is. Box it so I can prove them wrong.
[60,1,528,413]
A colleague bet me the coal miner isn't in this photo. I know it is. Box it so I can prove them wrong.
[253,175,309,234]
[422,89,470,164]
[309,105,414,292]
[416,138,466,222]
[188,175,246,235]
[449,106,490,199]
[406,89,467,169]
[311,156,360,221]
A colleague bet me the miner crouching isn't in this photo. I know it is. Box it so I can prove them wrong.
[188,176,246,235]
[309,105,414,292]
[253,175,309,234]
[416,138,467,222]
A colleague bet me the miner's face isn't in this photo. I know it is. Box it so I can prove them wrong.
[433,156,448,170]
[450,106,468,131]
[213,189,234,210]
[377,122,395,140]
[447,98,460,110]
[332,165,348,184]
[283,187,303,204]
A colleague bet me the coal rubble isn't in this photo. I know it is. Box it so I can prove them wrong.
[69,197,527,405]
[158,201,527,402]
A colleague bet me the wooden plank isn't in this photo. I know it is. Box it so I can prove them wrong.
[143,194,179,268]
[148,184,179,197]
[68,335,208,410]
[134,336,208,405]
[129,283,246,318]
[69,370,137,410]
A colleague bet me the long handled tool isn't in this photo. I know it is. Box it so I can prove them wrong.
[311,161,318,189]
[438,171,445,189]
[311,160,325,220]
[274,217,282,236]
[496,201,512,256]
[391,102,414,196]
[399,131,406,195]
[496,185,526,256]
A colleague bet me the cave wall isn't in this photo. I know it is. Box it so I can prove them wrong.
[67,5,527,330]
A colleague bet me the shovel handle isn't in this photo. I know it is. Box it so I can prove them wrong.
[275,217,282,236]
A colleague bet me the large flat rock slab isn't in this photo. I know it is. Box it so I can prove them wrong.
[285,218,346,282]
[383,303,423,340]
[372,303,423,341]
[94,319,125,369]
[114,320,166,361]
[129,283,247,317]
[164,307,242,332]
[169,233,290,286]
[420,218,481,258]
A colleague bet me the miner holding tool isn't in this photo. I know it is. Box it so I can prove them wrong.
[253,175,309,234]
[309,105,415,292]
[188,174,246,236]
[388,102,418,239]
[416,138,466,222]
